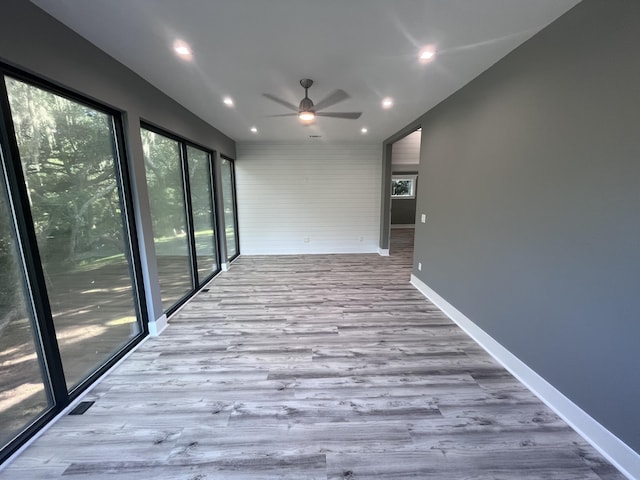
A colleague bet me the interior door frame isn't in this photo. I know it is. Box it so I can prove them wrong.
[379,121,422,255]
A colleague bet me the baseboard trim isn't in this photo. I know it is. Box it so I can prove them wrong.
[240,249,379,255]
[148,314,168,337]
[377,247,390,256]
[410,274,639,480]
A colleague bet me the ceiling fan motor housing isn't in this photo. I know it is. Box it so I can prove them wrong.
[299,97,314,112]
[299,79,315,112]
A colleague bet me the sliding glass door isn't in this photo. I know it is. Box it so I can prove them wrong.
[220,157,239,261]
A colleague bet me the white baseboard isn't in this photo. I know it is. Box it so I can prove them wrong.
[377,247,390,256]
[148,314,168,336]
[221,262,229,271]
[241,248,378,255]
[410,274,640,480]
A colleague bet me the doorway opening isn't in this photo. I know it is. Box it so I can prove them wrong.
[390,128,421,257]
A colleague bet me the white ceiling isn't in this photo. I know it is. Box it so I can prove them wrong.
[31,0,580,144]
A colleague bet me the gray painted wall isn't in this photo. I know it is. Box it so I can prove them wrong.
[0,0,236,323]
[391,198,416,225]
[410,0,640,452]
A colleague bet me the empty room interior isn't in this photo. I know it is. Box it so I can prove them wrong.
[0,0,638,478]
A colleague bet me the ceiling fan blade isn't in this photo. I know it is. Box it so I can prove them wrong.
[316,111,362,119]
[262,93,298,111]
[266,113,298,117]
[313,89,349,111]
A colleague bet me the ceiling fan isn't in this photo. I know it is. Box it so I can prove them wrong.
[263,79,362,124]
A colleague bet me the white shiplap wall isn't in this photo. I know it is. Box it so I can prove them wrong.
[236,143,382,255]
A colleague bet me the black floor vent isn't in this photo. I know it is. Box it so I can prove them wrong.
[201,288,210,292]
[68,401,94,415]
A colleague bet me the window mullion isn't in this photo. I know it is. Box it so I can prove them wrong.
[180,142,199,288]
[0,75,68,406]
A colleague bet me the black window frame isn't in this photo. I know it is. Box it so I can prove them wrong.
[220,155,240,262]
[0,62,148,463]
[140,122,221,316]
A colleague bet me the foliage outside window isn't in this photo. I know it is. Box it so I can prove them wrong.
[5,76,142,390]
[221,158,238,259]
[186,145,218,284]
[391,175,417,199]
[141,128,193,309]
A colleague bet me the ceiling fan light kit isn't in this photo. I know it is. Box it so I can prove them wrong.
[264,78,362,125]
[298,112,315,122]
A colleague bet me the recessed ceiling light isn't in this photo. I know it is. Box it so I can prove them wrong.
[223,97,234,107]
[361,127,368,134]
[419,47,436,63]
[173,40,192,59]
[382,98,393,109]
[250,126,258,133]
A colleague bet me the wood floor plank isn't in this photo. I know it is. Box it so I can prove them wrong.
[168,423,413,461]
[0,230,623,479]
[61,454,327,480]
[225,397,442,425]
[326,449,603,480]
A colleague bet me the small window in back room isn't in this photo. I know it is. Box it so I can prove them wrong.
[391,175,417,199]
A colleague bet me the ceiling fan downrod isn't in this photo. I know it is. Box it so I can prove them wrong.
[298,79,315,119]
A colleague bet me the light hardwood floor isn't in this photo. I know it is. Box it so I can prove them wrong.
[1,229,625,479]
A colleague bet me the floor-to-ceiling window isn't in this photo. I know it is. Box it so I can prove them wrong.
[141,125,220,312]
[0,67,146,461]
[6,78,143,389]
[220,156,239,261]
[0,166,52,452]
[141,128,192,309]
[186,145,219,285]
